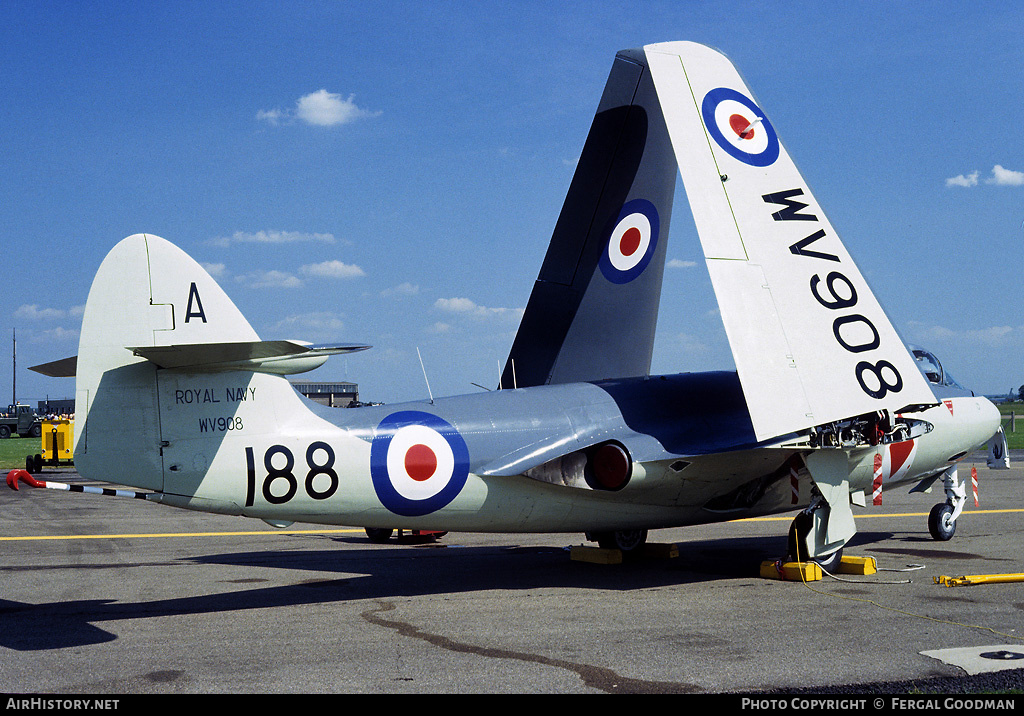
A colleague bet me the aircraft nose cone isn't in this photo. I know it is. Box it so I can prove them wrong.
[981,397,1001,438]
[969,396,1002,451]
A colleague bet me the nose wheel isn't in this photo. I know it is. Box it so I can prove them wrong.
[928,466,965,542]
[928,502,957,541]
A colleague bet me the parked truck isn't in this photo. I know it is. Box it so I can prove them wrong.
[0,404,42,439]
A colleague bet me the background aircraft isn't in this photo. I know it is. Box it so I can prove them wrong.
[12,42,1000,567]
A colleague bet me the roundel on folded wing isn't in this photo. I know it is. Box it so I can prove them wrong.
[701,87,780,167]
[598,199,660,284]
[370,410,470,516]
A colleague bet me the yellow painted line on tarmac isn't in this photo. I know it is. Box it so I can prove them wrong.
[4,509,1024,541]
[0,528,365,542]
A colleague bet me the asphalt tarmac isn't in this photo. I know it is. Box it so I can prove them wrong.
[2,449,1023,695]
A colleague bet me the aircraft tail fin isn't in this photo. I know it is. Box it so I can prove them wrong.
[501,49,677,388]
[643,41,937,440]
[74,234,262,489]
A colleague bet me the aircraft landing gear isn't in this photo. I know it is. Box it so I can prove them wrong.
[587,529,648,553]
[365,527,394,543]
[928,503,956,541]
[364,527,448,544]
[928,465,965,542]
[787,502,845,572]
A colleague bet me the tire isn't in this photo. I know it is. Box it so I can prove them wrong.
[788,512,844,570]
[365,528,394,543]
[29,424,41,439]
[928,502,956,541]
[787,511,813,562]
[0,425,10,439]
[593,529,648,552]
[811,547,844,572]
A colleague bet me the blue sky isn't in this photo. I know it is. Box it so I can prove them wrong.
[2,1,1022,408]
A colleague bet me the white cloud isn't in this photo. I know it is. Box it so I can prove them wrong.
[908,322,957,342]
[210,230,337,248]
[35,326,79,343]
[256,108,284,126]
[946,171,979,187]
[297,90,378,126]
[672,331,709,353]
[963,325,1016,345]
[300,260,365,279]
[258,89,380,128]
[434,297,523,321]
[435,297,478,313]
[14,304,65,320]
[235,270,303,289]
[201,262,226,277]
[946,165,1024,188]
[987,164,1024,186]
[908,320,1022,348]
[271,312,346,340]
[382,282,419,297]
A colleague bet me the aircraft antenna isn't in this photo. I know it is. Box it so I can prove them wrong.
[416,347,434,404]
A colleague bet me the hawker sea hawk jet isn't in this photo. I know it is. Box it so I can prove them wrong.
[14,41,1000,567]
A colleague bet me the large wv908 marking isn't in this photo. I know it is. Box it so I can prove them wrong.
[644,41,937,440]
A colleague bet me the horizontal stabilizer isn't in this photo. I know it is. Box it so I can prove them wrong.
[129,340,370,375]
[30,356,78,377]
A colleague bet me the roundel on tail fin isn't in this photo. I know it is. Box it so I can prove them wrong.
[599,199,660,284]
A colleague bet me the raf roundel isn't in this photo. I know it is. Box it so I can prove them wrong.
[599,199,660,284]
[701,87,780,167]
[370,410,470,517]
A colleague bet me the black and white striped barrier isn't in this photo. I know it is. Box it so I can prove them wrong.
[6,469,156,500]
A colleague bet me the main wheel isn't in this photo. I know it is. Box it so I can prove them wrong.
[365,528,394,543]
[592,529,648,552]
[787,512,843,571]
[928,503,956,541]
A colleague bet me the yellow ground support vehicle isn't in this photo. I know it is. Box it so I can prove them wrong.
[24,419,74,473]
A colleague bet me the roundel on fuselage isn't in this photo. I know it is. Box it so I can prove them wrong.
[369,410,470,517]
